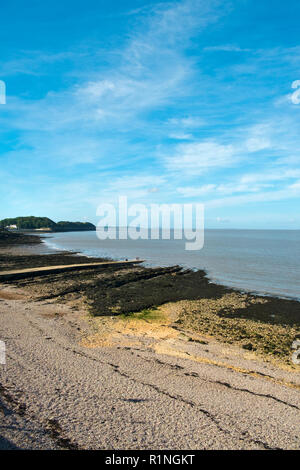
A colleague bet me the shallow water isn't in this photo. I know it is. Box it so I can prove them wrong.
[41,229,300,301]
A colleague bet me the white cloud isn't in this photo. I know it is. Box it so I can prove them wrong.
[240,168,300,184]
[2,1,300,220]
[95,174,168,202]
[245,136,271,152]
[177,184,216,196]
[244,124,272,152]
[204,44,250,52]
[216,182,272,194]
[1,134,105,166]
[166,141,236,174]
[3,1,220,137]
[163,121,276,175]
[79,80,116,98]
[206,182,300,208]
[177,181,271,198]
[0,51,78,76]
[288,179,300,190]
[107,174,166,191]
[176,163,300,203]
[169,132,193,140]
[167,116,205,128]
[166,116,205,140]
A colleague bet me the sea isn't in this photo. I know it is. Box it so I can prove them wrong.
[39,229,300,301]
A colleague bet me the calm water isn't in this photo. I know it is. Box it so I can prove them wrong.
[41,229,300,300]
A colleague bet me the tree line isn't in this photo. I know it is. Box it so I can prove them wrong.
[0,216,96,232]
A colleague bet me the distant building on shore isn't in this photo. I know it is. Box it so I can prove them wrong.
[5,224,17,230]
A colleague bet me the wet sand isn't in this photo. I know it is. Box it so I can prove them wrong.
[0,233,299,449]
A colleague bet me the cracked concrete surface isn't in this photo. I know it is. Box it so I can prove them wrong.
[0,285,299,450]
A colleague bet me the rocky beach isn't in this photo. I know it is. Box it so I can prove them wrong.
[0,231,299,450]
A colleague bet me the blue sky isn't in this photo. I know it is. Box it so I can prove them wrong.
[0,0,300,228]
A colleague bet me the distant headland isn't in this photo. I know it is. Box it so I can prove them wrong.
[0,216,96,232]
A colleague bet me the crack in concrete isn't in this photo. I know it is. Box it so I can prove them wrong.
[13,309,292,450]
[214,380,300,411]
[58,344,282,450]
[131,352,300,411]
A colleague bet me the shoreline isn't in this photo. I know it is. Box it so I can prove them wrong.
[41,230,300,303]
[0,231,300,449]
[0,231,299,366]
[40,231,300,302]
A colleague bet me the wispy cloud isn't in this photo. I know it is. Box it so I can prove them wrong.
[176,168,300,209]
[165,141,236,174]
[1,0,300,227]
[244,124,272,152]
[167,116,206,128]
[204,44,251,52]
[240,168,300,184]
[206,182,300,208]
[0,51,79,76]
[177,181,272,197]
[163,121,275,175]
[1,0,221,149]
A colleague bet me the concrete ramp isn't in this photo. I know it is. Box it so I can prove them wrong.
[0,259,144,281]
